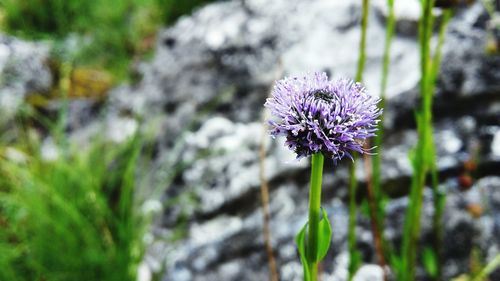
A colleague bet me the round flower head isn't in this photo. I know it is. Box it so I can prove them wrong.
[265,72,382,162]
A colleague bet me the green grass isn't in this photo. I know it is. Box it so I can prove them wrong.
[0,131,145,281]
[0,0,218,80]
[0,0,93,37]
[156,0,219,25]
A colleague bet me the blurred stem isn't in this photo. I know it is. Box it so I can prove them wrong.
[355,0,369,83]
[348,0,370,281]
[348,0,369,279]
[259,110,279,281]
[308,153,324,281]
[348,160,359,281]
[373,0,395,193]
[400,2,452,281]
[369,0,396,275]
[472,254,500,281]
[401,0,433,280]
[429,9,452,281]
[362,148,388,281]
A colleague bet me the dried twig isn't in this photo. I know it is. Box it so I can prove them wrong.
[258,66,284,281]
[259,112,279,281]
[363,142,388,281]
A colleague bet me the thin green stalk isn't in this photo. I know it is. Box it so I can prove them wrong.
[348,0,370,279]
[308,153,325,281]
[429,10,452,281]
[355,0,370,83]
[402,0,434,273]
[372,0,395,254]
[373,0,395,172]
[400,0,432,280]
[400,2,452,281]
[472,254,500,281]
[363,1,396,277]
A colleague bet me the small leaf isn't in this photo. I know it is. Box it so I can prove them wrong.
[316,208,332,261]
[408,148,417,167]
[295,222,311,281]
[390,254,404,280]
[422,247,438,278]
[360,199,370,217]
[349,250,362,276]
[437,190,447,211]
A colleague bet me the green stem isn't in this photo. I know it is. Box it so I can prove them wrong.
[307,153,324,281]
[355,0,370,83]
[401,2,451,281]
[429,10,452,281]
[379,0,395,101]
[472,254,500,281]
[372,0,395,255]
[349,0,370,279]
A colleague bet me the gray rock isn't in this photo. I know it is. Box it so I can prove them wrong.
[127,1,500,280]
[0,34,52,123]
[104,0,422,147]
[439,3,500,97]
[492,130,500,159]
[177,116,305,215]
[372,0,420,24]
[352,264,384,281]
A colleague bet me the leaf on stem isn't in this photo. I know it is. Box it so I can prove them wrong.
[295,223,311,281]
[316,208,332,261]
[423,247,438,278]
[295,208,332,280]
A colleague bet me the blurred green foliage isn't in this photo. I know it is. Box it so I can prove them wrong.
[157,0,217,24]
[0,57,193,279]
[0,133,145,281]
[0,98,146,281]
[0,0,217,79]
[1,0,93,37]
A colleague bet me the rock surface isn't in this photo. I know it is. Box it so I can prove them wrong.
[0,35,52,124]
[101,1,499,281]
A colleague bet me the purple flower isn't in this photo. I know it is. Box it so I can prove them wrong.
[265,72,382,161]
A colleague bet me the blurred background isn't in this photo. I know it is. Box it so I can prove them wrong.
[0,0,499,280]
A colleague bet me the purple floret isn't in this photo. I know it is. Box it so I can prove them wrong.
[264,72,382,162]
